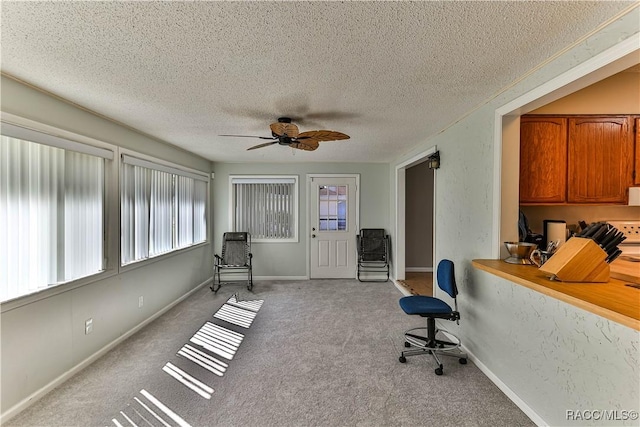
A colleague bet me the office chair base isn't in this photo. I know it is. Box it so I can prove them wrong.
[399,327,468,375]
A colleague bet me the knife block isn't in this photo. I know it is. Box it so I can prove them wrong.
[539,237,609,282]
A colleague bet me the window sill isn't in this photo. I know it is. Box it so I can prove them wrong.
[1,242,210,314]
[119,241,210,274]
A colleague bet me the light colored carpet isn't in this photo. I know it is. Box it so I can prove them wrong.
[6,280,534,427]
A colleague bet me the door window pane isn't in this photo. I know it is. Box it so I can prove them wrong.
[318,185,347,231]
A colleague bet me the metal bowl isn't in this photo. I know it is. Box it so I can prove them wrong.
[504,241,537,264]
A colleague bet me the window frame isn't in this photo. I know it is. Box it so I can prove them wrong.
[119,149,210,270]
[228,175,299,243]
[1,114,119,311]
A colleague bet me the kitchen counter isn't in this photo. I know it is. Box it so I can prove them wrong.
[472,259,640,331]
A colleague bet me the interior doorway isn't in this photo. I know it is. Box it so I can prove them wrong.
[403,161,435,295]
[394,146,437,289]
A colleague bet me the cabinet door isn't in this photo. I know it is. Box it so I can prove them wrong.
[568,116,633,203]
[519,117,567,203]
[633,117,640,185]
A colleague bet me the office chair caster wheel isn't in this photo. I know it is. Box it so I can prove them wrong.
[399,356,406,363]
[404,341,411,348]
[435,367,443,376]
[459,358,467,364]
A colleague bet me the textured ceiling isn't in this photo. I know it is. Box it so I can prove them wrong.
[1,1,636,163]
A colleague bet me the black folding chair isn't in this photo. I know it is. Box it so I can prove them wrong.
[211,232,253,293]
[356,228,390,282]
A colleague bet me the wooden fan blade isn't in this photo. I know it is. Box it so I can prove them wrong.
[296,130,349,142]
[247,141,277,151]
[290,139,319,151]
[270,122,299,137]
[220,134,275,140]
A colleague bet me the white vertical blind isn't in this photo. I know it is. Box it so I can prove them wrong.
[0,135,104,302]
[232,178,295,240]
[121,163,151,264]
[64,151,104,281]
[176,175,194,249]
[150,169,173,256]
[193,180,207,243]
[121,155,208,265]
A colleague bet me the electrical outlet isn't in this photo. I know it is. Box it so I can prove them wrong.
[138,296,144,308]
[608,221,640,244]
[85,318,93,335]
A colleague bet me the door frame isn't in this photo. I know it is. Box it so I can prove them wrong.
[394,146,437,282]
[306,173,360,279]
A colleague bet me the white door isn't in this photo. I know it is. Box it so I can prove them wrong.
[309,175,358,278]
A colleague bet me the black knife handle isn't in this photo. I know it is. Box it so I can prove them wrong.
[590,225,608,244]
[606,248,623,264]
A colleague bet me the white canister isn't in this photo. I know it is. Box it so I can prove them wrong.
[544,220,567,248]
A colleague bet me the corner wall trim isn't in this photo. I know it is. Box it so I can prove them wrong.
[0,277,213,424]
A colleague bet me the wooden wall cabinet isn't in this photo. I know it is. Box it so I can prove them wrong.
[520,115,635,205]
[567,116,633,203]
[519,117,567,203]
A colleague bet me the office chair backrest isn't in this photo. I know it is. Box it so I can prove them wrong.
[436,259,458,299]
[222,232,250,266]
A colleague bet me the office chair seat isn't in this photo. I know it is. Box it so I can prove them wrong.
[399,296,452,315]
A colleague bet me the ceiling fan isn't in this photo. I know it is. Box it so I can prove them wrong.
[220,117,350,151]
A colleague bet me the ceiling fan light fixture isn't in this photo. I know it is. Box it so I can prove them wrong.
[223,118,349,152]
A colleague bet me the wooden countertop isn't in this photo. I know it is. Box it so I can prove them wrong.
[472,259,640,331]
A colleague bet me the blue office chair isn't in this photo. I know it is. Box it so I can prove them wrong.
[398,259,467,375]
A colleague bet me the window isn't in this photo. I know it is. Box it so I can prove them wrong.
[0,124,113,302]
[318,185,348,231]
[230,176,298,242]
[121,154,208,265]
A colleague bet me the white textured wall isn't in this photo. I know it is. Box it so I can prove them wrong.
[388,9,640,427]
[0,77,213,417]
[472,272,639,424]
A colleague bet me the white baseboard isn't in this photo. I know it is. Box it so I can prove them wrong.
[463,346,547,426]
[0,277,213,425]
[392,280,412,296]
[405,267,433,272]
[253,275,309,281]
